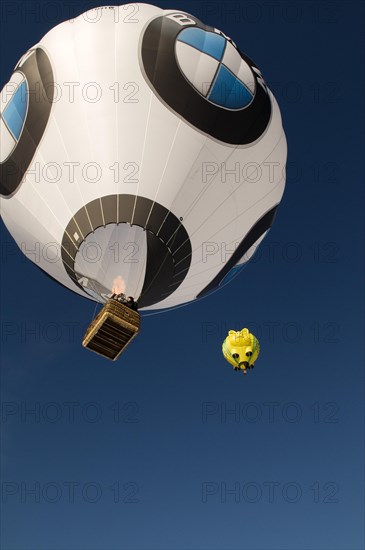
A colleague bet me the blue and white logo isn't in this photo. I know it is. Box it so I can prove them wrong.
[175,28,255,110]
[141,13,271,145]
[0,48,54,198]
[0,74,28,163]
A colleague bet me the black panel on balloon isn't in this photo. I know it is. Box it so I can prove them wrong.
[102,195,118,225]
[138,232,175,308]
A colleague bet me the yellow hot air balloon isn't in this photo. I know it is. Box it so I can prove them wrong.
[222,328,260,374]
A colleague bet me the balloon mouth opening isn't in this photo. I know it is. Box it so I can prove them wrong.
[62,196,192,310]
[73,224,148,303]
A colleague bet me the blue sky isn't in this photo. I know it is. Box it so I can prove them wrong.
[0,1,364,549]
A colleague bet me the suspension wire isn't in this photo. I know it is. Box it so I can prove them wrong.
[91,300,100,321]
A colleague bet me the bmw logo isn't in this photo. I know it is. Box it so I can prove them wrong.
[140,12,272,145]
[0,48,54,198]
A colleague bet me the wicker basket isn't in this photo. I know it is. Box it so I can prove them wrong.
[82,299,141,360]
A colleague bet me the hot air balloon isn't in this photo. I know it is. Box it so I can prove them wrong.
[222,328,260,374]
[0,4,287,359]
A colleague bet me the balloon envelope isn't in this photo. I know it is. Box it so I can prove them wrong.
[0,4,287,311]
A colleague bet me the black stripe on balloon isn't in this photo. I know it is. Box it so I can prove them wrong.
[0,48,54,197]
[60,194,192,308]
[197,206,278,298]
[141,15,271,145]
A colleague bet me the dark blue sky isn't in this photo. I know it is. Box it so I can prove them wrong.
[1,1,364,549]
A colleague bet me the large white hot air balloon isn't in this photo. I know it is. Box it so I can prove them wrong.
[0,3,287,315]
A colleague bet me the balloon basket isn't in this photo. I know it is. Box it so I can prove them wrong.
[82,299,141,361]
